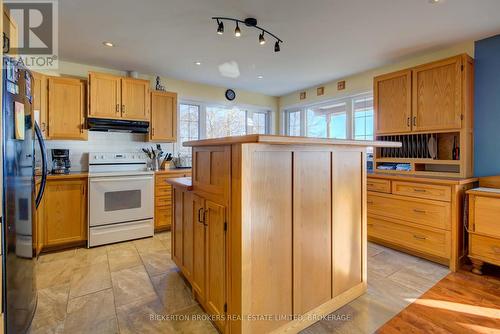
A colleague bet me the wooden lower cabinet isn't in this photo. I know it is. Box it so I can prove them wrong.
[154,169,191,231]
[368,174,476,271]
[171,141,368,334]
[467,187,500,275]
[43,178,87,248]
[172,187,226,331]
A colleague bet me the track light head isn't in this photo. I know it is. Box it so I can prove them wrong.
[217,20,224,34]
[274,41,280,52]
[235,22,241,37]
[259,31,266,45]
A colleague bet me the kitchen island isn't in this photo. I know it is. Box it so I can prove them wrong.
[167,135,399,334]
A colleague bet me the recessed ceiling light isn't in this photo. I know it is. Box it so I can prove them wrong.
[194,61,202,66]
[257,75,263,79]
[429,0,440,3]
[103,41,114,47]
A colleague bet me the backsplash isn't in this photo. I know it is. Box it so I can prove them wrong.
[45,132,175,171]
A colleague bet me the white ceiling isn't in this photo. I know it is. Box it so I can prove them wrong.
[59,0,500,96]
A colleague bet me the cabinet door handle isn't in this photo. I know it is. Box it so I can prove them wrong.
[413,234,427,240]
[116,104,120,113]
[407,117,410,127]
[413,116,417,127]
[152,128,155,136]
[41,122,46,132]
[413,208,426,214]
[204,209,209,226]
[122,104,126,114]
[197,208,204,224]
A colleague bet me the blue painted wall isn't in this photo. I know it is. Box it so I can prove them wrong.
[474,34,500,177]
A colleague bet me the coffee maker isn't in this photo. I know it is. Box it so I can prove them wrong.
[51,149,71,174]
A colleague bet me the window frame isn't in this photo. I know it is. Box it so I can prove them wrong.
[176,99,271,155]
[284,92,373,140]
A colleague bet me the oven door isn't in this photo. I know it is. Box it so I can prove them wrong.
[89,175,154,227]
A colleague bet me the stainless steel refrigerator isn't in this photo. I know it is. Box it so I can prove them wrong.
[2,56,48,333]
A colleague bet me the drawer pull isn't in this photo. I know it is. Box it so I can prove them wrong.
[413,189,427,193]
[413,209,427,214]
[413,234,427,240]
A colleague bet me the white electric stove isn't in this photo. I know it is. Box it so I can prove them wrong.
[88,152,154,247]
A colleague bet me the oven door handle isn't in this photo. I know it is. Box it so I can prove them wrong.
[89,176,153,183]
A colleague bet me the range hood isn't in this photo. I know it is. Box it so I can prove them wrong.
[87,118,149,133]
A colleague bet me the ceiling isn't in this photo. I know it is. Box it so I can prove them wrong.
[59,0,500,96]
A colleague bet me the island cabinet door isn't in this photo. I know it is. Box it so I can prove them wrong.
[192,194,206,301]
[332,150,363,297]
[172,188,183,268]
[182,191,194,280]
[204,200,227,332]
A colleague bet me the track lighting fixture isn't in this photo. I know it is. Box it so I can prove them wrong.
[234,22,241,37]
[259,31,266,45]
[217,19,224,34]
[212,17,283,52]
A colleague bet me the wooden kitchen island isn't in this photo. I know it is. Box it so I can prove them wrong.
[167,135,399,334]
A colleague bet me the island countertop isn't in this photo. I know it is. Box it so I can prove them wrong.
[184,134,401,147]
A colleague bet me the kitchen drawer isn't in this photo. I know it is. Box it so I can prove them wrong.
[368,215,450,259]
[470,234,500,264]
[367,178,391,193]
[155,206,172,229]
[156,195,172,207]
[367,192,451,230]
[155,185,172,197]
[471,196,500,239]
[392,181,451,202]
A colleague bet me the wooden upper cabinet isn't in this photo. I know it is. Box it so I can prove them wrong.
[48,77,87,140]
[32,72,49,138]
[3,9,18,55]
[374,70,412,134]
[150,91,177,142]
[88,72,121,119]
[121,77,150,121]
[412,56,463,131]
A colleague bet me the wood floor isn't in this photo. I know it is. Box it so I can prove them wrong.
[378,265,500,334]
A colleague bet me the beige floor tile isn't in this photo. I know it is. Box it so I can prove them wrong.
[170,305,218,333]
[36,258,78,289]
[116,296,176,334]
[64,289,118,334]
[69,262,112,299]
[368,248,421,278]
[37,249,77,264]
[74,246,108,267]
[111,265,158,307]
[367,242,385,257]
[134,237,169,255]
[139,250,177,277]
[29,283,69,334]
[151,268,197,313]
[107,246,142,272]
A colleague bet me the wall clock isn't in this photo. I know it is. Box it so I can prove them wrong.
[225,89,236,101]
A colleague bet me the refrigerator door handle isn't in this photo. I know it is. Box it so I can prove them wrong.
[34,121,48,208]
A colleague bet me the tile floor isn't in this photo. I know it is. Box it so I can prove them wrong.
[29,234,449,334]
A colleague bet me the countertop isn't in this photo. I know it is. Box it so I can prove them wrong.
[166,177,193,191]
[184,134,401,148]
[368,172,478,185]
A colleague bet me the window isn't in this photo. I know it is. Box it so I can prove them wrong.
[353,96,374,140]
[206,106,246,138]
[177,102,271,156]
[287,110,301,136]
[178,103,200,156]
[285,93,373,140]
